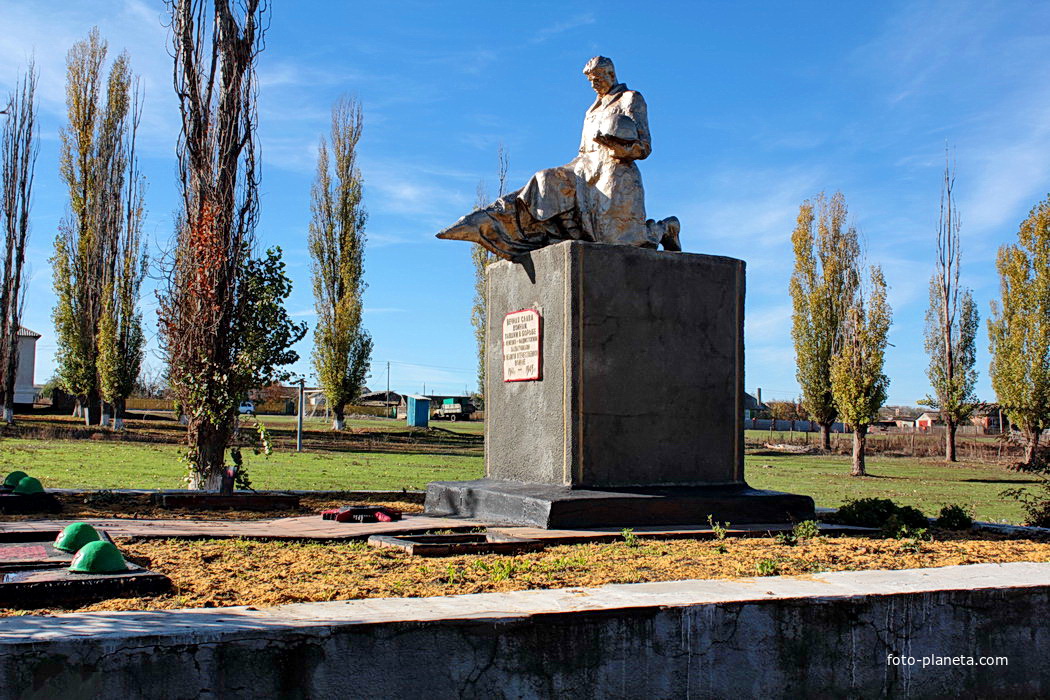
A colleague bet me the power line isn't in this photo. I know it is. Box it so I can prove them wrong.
[380,360,473,373]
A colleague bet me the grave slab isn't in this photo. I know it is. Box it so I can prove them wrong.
[368,532,543,557]
[0,563,170,606]
[0,530,115,571]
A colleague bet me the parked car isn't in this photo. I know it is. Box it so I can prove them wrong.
[238,401,255,414]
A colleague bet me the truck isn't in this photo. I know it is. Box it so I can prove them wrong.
[432,396,477,422]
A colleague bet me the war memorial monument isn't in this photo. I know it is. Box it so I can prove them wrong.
[425,56,814,528]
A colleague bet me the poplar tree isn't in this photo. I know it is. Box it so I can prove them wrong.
[309,96,372,430]
[789,192,860,450]
[96,105,147,430]
[470,146,506,399]
[830,266,892,476]
[52,29,139,425]
[921,154,978,461]
[159,0,305,492]
[0,63,37,423]
[988,195,1050,468]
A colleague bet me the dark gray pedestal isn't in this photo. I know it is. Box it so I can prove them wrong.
[426,479,815,528]
[425,241,814,527]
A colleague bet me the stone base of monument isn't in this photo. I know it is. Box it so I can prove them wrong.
[425,479,814,529]
[424,241,814,530]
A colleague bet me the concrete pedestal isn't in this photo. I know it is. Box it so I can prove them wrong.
[425,241,813,527]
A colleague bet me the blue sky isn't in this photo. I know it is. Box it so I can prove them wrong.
[4,0,1050,405]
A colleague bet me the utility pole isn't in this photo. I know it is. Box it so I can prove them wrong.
[386,361,391,418]
[296,378,305,452]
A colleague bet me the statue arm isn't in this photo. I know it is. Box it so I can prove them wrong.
[594,91,651,161]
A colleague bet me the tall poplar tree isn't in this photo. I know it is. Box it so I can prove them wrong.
[789,192,860,450]
[96,95,147,430]
[921,154,978,461]
[830,266,892,477]
[0,63,37,423]
[309,96,372,430]
[52,29,139,425]
[988,195,1050,468]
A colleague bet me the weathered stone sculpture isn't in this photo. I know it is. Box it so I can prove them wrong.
[437,56,681,259]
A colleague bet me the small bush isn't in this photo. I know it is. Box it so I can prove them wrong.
[756,558,780,576]
[1002,478,1050,528]
[935,504,974,530]
[707,514,730,539]
[895,526,933,554]
[621,527,639,548]
[794,520,821,540]
[776,520,821,547]
[831,498,928,532]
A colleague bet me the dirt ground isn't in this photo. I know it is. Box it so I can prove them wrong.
[4,529,1048,616]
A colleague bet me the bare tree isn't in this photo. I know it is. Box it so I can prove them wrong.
[160,1,303,493]
[470,145,507,399]
[921,150,978,461]
[0,63,37,422]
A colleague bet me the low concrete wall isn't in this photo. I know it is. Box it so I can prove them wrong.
[1,563,1047,699]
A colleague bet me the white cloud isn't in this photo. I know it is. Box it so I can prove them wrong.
[531,14,596,44]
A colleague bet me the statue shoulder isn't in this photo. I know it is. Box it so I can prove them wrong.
[619,88,646,106]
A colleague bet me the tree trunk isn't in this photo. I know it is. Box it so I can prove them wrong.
[3,384,13,423]
[332,401,346,431]
[187,419,233,495]
[113,396,125,430]
[101,402,111,428]
[945,419,958,462]
[851,424,867,476]
[1023,428,1041,468]
[819,422,832,451]
[84,390,102,426]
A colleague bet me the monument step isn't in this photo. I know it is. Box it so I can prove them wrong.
[425,479,816,529]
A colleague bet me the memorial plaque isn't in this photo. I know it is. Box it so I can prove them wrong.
[502,309,542,382]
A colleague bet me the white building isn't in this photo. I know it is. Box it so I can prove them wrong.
[15,326,39,404]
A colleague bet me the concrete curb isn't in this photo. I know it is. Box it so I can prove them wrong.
[1,562,1047,699]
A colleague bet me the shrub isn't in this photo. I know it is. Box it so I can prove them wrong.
[830,497,928,531]
[776,520,821,546]
[935,504,974,530]
[895,526,933,553]
[794,520,821,540]
[1002,478,1050,528]
[756,558,781,576]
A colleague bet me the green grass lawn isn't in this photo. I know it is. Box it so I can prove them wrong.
[0,438,484,491]
[0,425,1042,523]
[745,452,1038,524]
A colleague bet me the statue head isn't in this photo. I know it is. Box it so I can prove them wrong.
[583,56,617,96]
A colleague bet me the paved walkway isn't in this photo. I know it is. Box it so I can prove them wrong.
[0,514,870,543]
[0,514,482,541]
